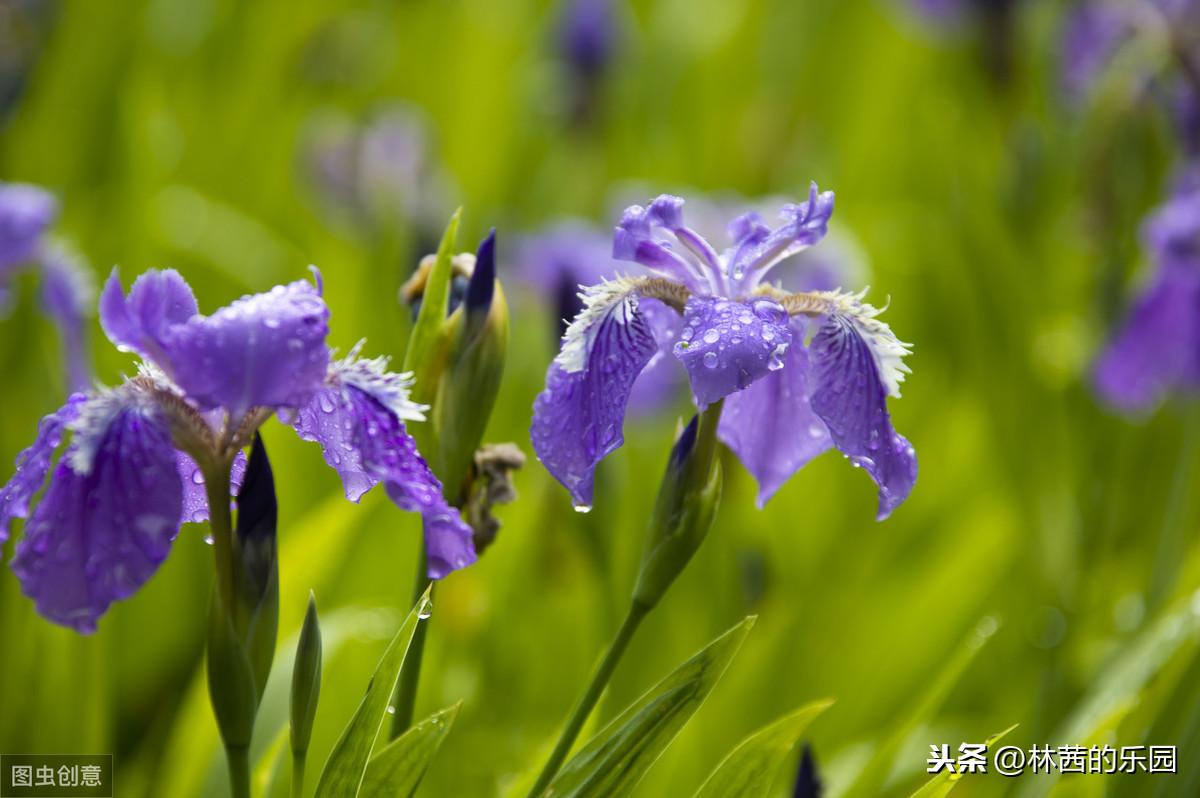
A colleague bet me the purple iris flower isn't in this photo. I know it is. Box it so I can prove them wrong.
[558,0,616,81]
[1,268,474,632]
[0,182,95,392]
[530,185,917,519]
[1095,178,1200,413]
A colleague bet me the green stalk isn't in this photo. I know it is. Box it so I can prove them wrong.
[525,601,650,798]
[526,401,725,797]
[389,543,432,738]
[1148,405,1200,611]
[291,752,306,798]
[226,744,251,798]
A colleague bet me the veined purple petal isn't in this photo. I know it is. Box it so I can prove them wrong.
[1095,262,1200,412]
[719,321,832,506]
[628,295,684,412]
[729,184,834,290]
[102,269,331,417]
[673,295,792,408]
[614,201,714,293]
[177,450,248,525]
[0,393,86,541]
[531,278,660,508]
[291,347,476,578]
[0,182,57,274]
[11,397,183,632]
[809,313,917,520]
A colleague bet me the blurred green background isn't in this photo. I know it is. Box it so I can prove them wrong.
[1,0,1199,796]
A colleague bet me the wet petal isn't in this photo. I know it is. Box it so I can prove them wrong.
[290,348,475,579]
[163,278,330,416]
[531,278,661,507]
[177,450,248,525]
[100,268,198,360]
[0,182,57,274]
[719,322,832,506]
[0,394,87,540]
[728,184,834,289]
[11,399,183,632]
[628,295,683,412]
[613,200,716,293]
[1095,262,1200,412]
[809,314,917,520]
[673,295,792,408]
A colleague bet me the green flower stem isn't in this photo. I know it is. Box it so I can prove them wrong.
[525,601,650,798]
[202,457,251,798]
[526,400,726,797]
[291,752,307,798]
[389,542,432,738]
[1148,404,1200,610]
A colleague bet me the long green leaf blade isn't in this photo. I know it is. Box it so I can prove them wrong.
[313,587,433,798]
[544,616,756,798]
[693,699,833,798]
[359,703,461,798]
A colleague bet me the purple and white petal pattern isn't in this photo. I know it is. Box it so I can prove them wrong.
[0,182,57,275]
[0,393,86,540]
[673,295,792,408]
[11,391,184,632]
[719,321,833,506]
[808,299,916,520]
[177,450,248,525]
[102,270,330,417]
[531,278,661,508]
[1095,262,1200,412]
[291,345,476,578]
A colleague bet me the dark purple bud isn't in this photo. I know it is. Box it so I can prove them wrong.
[668,415,699,474]
[467,229,497,318]
[793,743,822,798]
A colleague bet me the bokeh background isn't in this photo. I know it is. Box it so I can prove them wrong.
[1,0,1198,796]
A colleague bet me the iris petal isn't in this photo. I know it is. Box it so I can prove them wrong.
[809,314,917,520]
[291,351,474,579]
[531,279,661,508]
[99,268,198,359]
[719,322,832,506]
[0,182,56,274]
[177,450,248,525]
[11,402,183,632]
[673,295,792,408]
[0,394,87,540]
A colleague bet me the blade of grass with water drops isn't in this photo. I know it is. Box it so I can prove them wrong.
[358,703,461,798]
[692,699,833,798]
[541,616,756,798]
[313,586,433,798]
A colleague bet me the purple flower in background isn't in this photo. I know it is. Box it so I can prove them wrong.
[1095,179,1200,413]
[1061,3,1131,97]
[530,185,917,519]
[1,268,474,632]
[558,0,616,81]
[0,182,94,391]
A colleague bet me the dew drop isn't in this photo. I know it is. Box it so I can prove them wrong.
[762,327,775,342]
[417,597,434,620]
[573,504,592,514]
[386,705,397,715]
[203,533,214,545]
[703,351,719,369]
[191,470,205,485]
[703,329,720,344]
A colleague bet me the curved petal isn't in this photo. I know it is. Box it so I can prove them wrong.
[0,182,57,273]
[0,393,87,540]
[177,450,248,525]
[719,321,832,506]
[100,268,198,360]
[291,348,475,579]
[11,398,183,632]
[1095,262,1200,412]
[613,200,717,293]
[809,313,917,520]
[729,183,834,290]
[39,244,95,392]
[531,278,661,508]
[627,294,683,412]
[163,277,330,416]
[673,295,792,408]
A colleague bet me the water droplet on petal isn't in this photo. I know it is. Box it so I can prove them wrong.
[703,329,720,344]
[203,533,214,545]
[702,351,719,369]
[573,504,592,514]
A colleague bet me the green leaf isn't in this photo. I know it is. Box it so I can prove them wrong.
[359,703,461,798]
[693,699,833,798]
[313,586,433,798]
[544,616,756,798]
[908,724,1017,798]
[402,209,461,386]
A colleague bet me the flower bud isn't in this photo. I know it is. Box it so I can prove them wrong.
[290,592,323,759]
[632,405,724,610]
